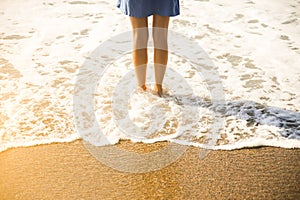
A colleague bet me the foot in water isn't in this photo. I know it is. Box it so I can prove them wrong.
[154,84,163,97]
[140,85,147,91]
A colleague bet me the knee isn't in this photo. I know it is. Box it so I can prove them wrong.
[152,27,168,50]
[133,28,149,49]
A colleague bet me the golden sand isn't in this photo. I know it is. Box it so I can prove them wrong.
[0,140,299,199]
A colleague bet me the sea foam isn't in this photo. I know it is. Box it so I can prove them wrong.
[0,0,299,153]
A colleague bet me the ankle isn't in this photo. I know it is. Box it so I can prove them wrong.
[154,84,163,97]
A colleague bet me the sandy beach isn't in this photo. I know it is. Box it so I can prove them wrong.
[1,0,300,199]
[0,140,299,199]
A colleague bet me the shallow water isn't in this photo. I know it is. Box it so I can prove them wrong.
[0,0,299,152]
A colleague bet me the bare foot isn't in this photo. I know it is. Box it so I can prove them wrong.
[140,85,147,91]
[154,84,163,97]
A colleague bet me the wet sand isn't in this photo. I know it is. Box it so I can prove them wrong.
[0,140,299,199]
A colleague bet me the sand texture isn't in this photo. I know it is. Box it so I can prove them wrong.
[0,140,299,199]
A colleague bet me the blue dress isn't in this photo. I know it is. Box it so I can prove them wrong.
[116,0,180,18]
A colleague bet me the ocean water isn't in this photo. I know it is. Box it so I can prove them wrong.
[1,0,299,153]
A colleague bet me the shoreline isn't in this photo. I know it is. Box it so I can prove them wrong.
[2,136,300,154]
[0,140,299,199]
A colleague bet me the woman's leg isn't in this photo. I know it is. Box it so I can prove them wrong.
[152,15,170,96]
[130,17,149,90]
